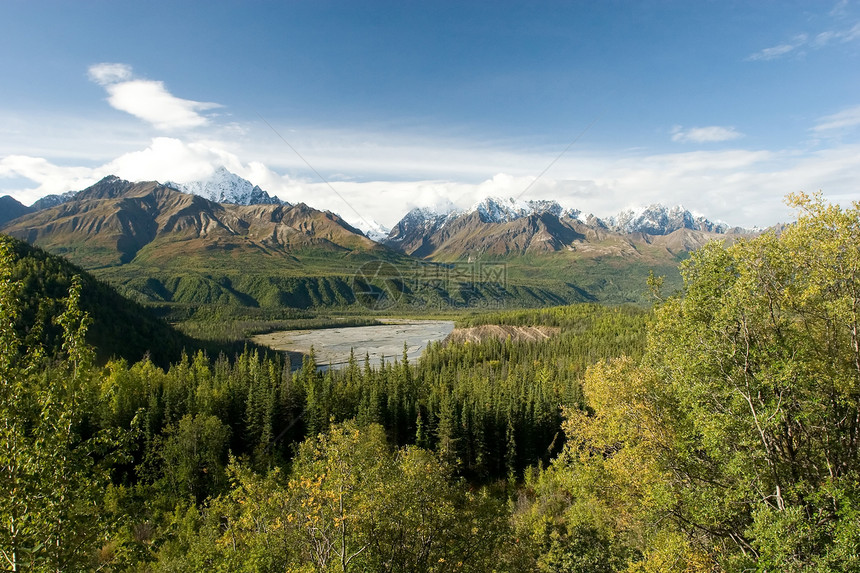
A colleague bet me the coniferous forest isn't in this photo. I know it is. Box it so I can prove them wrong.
[2,192,860,571]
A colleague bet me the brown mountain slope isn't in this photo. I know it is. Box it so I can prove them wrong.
[2,176,382,268]
[386,206,750,264]
[401,211,587,259]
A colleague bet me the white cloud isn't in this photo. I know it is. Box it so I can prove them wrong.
[813,104,860,132]
[747,42,802,61]
[747,34,808,61]
[104,137,230,182]
[749,19,860,60]
[0,155,101,204]
[831,0,850,16]
[312,143,856,229]
[0,138,239,205]
[814,30,839,47]
[87,63,221,130]
[814,21,860,46]
[671,125,744,143]
[87,63,133,86]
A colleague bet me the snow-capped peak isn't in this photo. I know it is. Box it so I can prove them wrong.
[30,189,78,211]
[610,204,729,235]
[469,196,565,223]
[384,204,461,244]
[166,167,285,206]
[346,216,391,242]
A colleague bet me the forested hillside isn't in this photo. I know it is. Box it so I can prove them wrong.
[1,235,200,367]
[1,193,858,571]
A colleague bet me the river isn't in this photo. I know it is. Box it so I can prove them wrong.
[251,319,455,370]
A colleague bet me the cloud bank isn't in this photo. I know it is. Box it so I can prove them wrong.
[4,133,860,230]
[671,125,744,143]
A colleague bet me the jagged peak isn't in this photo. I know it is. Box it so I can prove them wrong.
[166,167,285,206]
[394,197,584,228]
[340,214,391,242]
[610,203,731,235]
[468,196,566,223]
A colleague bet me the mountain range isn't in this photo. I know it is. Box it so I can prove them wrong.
[1,170,756,307]
[381,196,747,260]
[2,175,381,268]
[1,169,747,243]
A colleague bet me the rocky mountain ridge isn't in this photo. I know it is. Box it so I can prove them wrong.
[6,171,750,242]
[1,176,380,268]
[609,204,731,234]
[382,196,751,260]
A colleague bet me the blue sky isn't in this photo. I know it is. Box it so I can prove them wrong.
[2,0,860,229]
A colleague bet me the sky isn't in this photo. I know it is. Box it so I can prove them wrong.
[2,0,860,230]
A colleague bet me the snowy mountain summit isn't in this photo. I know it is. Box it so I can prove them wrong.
[470,197,581,223]
[166,167,285,206]
[610,204,729,235]
[386,207,453,237]
[347,217,391,242]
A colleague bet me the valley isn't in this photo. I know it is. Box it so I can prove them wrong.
[2,3,857,569]
[0,172,752,313]
[3,174,852,573]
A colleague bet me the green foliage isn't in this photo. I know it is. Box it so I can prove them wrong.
[155,414,231,504]
[40,298,637,570]
[644,193,860,569]
[144,423,512,572]
[524,193,860,571]
[0,239,129,571]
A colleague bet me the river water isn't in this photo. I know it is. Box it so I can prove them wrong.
[251,319,455,370]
